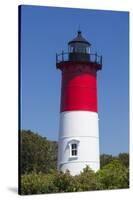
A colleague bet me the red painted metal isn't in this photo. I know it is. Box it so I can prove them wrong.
[59,62,99,112]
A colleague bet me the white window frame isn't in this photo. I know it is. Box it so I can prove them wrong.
[71,143,78,156]
[68,140,79,158]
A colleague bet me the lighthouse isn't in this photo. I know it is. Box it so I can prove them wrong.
[56,31,102,175]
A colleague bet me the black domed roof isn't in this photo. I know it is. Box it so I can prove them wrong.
[68,31,91,46]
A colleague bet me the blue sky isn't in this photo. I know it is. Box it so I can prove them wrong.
[20,5,129,155]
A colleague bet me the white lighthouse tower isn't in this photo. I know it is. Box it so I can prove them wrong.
[56,31,102,175]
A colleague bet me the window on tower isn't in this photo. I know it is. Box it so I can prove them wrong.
[68,139,79,158]
[71,143,78,156]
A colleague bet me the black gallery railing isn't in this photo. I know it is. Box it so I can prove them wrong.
[56,51,102,66]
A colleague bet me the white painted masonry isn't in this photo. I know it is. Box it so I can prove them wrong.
[58,111,100,175]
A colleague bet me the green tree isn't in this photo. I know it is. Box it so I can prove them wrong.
[118,153,129,168]
[20,130,58,174]
[100,153,129,169]
[75,166,97,191]
[96,160,129,190]
[20,162,129,195]
[100,154,113,168]
[53,170,79,192]
[21,171,58,195]
[19,130,129,194]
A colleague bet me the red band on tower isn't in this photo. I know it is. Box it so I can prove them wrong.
[60,62,98,112]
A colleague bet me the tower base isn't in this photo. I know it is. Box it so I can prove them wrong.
[59,161,100,176]
[58,111,100,175]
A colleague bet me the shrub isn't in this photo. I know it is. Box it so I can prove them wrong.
[20,159,129,194]
[20,130,58,174]
[96,160,129,190]
[20,171,58,195]
[100,153,129,169]
[75,166,97,191]
[53,170,76,192]
[118,153,129,168]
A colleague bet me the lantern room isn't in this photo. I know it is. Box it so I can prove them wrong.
[68,31,91,62]
[56,30,102,70]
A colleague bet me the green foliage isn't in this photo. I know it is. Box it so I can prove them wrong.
[75,166,97,191]
[118,153,129,168]
[20,167,97,195]
[21,172,58,195]
[100,153,129,168]
[20,130,58,174]
[53,170,77,192]
[96,160,129,190]
[100,154,113,168]
[20,162,129,195]
[20,130,129,194]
